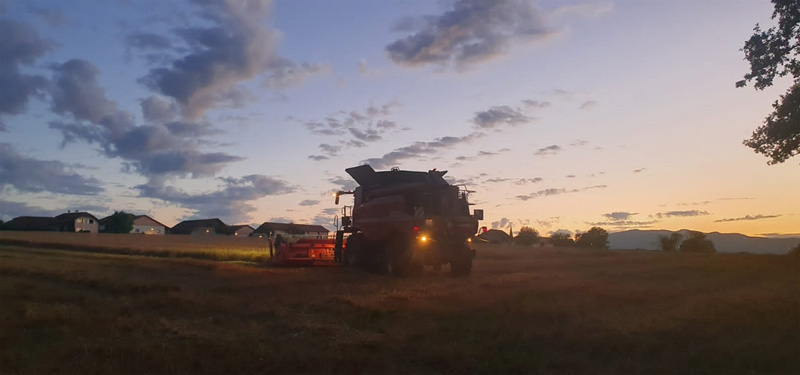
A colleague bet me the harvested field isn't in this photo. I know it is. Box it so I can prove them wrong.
[0,234,798,374]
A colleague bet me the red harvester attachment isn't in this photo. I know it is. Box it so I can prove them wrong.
[272,238,340,266]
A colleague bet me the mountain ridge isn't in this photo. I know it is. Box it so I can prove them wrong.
[608,229,799,254]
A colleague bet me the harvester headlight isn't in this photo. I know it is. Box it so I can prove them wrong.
[467,238,472,243]
[420,236,428,242]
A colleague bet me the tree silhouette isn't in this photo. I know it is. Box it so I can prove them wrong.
[657,232,683,252]
[515,226,539,246]
[737,0,800,164]
[576,227,608,248]
[550,232,575,247]
[101,211,135,234]
[679,231,716,253]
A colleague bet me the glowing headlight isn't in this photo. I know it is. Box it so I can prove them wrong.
[467,238,472,243]
[420,236,428,242]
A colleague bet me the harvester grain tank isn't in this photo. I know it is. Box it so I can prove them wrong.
[333,165,482,276]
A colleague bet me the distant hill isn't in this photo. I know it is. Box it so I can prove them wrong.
[609,229,800,255]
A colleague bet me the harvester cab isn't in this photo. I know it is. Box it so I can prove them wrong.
[333,164,483,276]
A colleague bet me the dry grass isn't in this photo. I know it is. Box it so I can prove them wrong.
[0,231,272,263]
[0,237,798,374]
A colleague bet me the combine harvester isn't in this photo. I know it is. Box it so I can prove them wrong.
[274,164,483,276]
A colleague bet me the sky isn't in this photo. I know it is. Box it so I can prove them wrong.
[0,0,798,237]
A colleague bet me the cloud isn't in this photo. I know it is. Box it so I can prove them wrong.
[0,143,103,195]
[491,217,511,230]
[585,220,658,229]
[138,0,284,119]
[303,101,401,149]
[632,168,647,173]
[140,95,179,123]
[566,174,575,178]
[569,140,588,147]
[136,174,296,223]
[299,199,320,206]
[0,19,51,125]
[603,212,637,221]
[714,214,781,222]
[473,105,532,128]
[386,0,555,68]
[656,210,709,218]
[718,197,754,201]
[534,144,561,156]
[0,200,61,220]
[522,99,551,108]
[262,58,330,89]
[362,132,484,169]
[308,155,328,161]
[516,185,606,201]
[125,32,173,50]
[48,59,243,179]
[514,177,543,185]
[579,100,598,110]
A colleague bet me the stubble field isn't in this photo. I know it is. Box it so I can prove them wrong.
[0,231,798,374]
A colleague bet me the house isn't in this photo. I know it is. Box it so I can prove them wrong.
[252,222,329,239]
[53,212,99,233]
[477,229,512,244]
[170,218,231,235]
[131,215,167,235]
[1,216,58,231]
[229,225,254,237]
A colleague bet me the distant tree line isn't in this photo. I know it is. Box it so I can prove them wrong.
[657,231,717,253]
[512,226,609,249]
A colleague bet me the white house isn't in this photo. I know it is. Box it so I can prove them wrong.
[54,212,99,233]
[131,215,167,235]
[230,225,255,237]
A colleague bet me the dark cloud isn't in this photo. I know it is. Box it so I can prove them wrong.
[308,155,329,161]
[299,199,319,206]
[603,212,637,221]
[632,168,647,173]
[491,217,511,230]
[262,58,330,89]
[0,19,51,124]
[714,214,781,222]
[656,210,709,218]
[455,148,509,162]
[0,142,103,195]
[579,100,598,110]
[362,132,484,169]
[140,95,179,123]
[516,185,606,201]
[126,32,173,50]
[136,174,296,223]
[485,177,511,183]
[473,105,531,128]
[48,59,242,179]
[534,144,561,156]
[586,220,658,229]
[139,0,281,119]
[569,140,588,147]
[676,201,711,207]
[566,174,575,178]
[328,176,358,192]
[0,199,61,220]
[349,128,382,142]
[514,177,543,185]
[386,0,554,68]
[303,102,401,151]
[522,99,551,108]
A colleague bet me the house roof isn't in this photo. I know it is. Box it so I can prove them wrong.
[229,224,254,231]
[54,212,98,222]
[170,218,231,234]
[2,216,57,231]
[133,215,167,228]
[253,222,329,235]
[477,229,512,243]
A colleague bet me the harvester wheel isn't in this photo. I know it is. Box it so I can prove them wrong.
[344,233,364,268]
[450,246,473,277]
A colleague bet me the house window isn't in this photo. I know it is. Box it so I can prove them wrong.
[150,227,154,231]
[89,219,94,224]
[76,219,82,223]
[135,228,140,233]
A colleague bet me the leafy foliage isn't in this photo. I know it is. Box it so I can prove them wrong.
[515,226,539,246]
[101,211,135,234]
[737,0,800,164]
[657,233,683,252]
[576,227,608,249]
[550,232,575,247]
[679,231,716,253]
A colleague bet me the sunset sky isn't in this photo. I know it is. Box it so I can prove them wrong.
[1,0,798,237]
